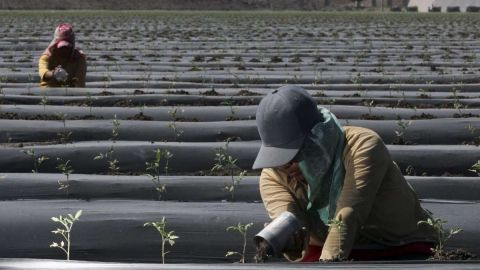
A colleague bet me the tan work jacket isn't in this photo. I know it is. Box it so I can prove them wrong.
[39,53,86,87]
[259,126,437,261]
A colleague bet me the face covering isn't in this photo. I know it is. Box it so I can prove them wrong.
[296,107,345,225]
[42,23,82,60]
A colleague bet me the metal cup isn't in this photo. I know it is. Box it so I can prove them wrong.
[254,211,302,256]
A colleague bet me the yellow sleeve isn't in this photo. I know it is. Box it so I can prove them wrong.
[260,168,306,220]
[38,55,50,81]
[320,132,389,260]
[259,168,311,261]
[74,54,86,87]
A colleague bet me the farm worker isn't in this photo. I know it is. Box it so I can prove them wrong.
[38,23,86,87]
[253,85,437,261]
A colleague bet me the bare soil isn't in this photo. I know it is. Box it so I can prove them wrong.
[429,249,477,261]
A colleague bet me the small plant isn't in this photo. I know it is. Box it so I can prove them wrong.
[350,72,363,91]
[393,119,412,145]
[470,160,480,176]
[111,114,120,142]
[226,222,253,263]
[168,107,184,141]
[145,148,173,200]
[94,146,119,175]
[404,165,416,176]
[451,88,466,115]
[221,100,238,121]
[464,125,480,146]
[144,217,179,264]
[418,218,462,260]
[21,148,49,173]
[417,88,431,99]
[56,158,74,196]
[363,99,375,115]
[39,95,48,111]
[327,98,336,111]
[56,112,72,144]
[94,115,121,174]
[50,210,83,261]
[211,139,247,201]
[327,218,347,261]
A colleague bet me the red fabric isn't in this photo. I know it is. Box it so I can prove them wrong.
[42,23,83,60]
[301,242,434,262]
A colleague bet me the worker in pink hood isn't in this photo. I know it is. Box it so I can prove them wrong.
[38,23,86,87]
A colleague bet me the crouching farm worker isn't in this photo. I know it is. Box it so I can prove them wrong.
[253,85,437,262]
[39,23,86,87]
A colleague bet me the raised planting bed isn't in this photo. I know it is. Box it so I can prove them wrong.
[4,84,480,96]
[3,94,480,108]
[0,118,479,145]
[1,105,480,121]
[0,200,478,263]
[0,142,478,175]
[0,173,479,202]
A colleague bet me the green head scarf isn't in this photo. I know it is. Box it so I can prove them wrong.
[296,107,345,224]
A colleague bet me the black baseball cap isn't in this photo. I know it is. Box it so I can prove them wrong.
[253,85,322,169]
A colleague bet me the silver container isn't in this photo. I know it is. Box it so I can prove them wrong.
[254,211,302,256]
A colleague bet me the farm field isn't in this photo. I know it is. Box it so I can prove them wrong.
[0,11,480,267]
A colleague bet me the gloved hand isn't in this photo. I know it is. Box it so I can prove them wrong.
[53,66,69,82]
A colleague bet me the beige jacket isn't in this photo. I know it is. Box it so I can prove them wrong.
[39,53,86,87]
[259,126,436,261]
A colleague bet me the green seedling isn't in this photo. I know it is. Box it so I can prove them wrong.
[56,112,72,144]
[465,125,480,146]
[50,210,83,261]
[363,99,375,115]
[112,114,120,141]
[451,88,466,115]
[21,148,49,173]
[328,99,336,111]
[418,88,431,99]
[226,222,253,263]
[39,95,48,111]
[94,146,119,175]
[225,170,248,201]
[418,218,462,259]
[350,72,363,91]
[393,119,412,145]
[405,165,416,176]
[167,122,184,141]
[211,139,247,201]
[144,217,179,264]
[221,100,237,121]
[56,158,74,196]
[94,115,121,174]
[470,160,480,176]
[168,107,184,141]
[327,218,347,261]
[146,148,173,200]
